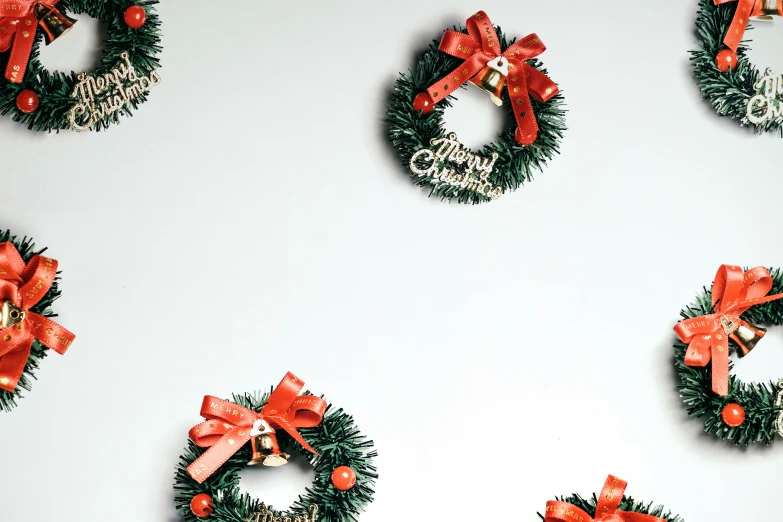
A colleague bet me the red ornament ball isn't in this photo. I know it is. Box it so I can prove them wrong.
[331,466,357,491]
[124,5,147,28]
[721,403,745,427]
[412,92,435,114]
[15,90,39,113]
[715,49,738,72]
[190,493,214,519]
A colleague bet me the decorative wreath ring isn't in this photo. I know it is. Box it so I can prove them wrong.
[0,0,162,132]
[174,373,377,522]
[692,0,783,135]
[0,230,75,413]
[539,475,682,522]
[387,10,566,204]
[674,264,783,445]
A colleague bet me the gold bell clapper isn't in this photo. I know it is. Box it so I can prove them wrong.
[0,301,25,329]
[34,3,77,45]
[470,56,510,106]
[751,0,783,20]
[722,317,766,357]
[247,419,290,467]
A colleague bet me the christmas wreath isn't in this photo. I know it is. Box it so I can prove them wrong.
[387,10,566,204]
[174,373,377,522]
[692,0,783,135]
[0,230,75,412]
[674,264,783,445]
[540,475,682,522]
[0,0,162,132]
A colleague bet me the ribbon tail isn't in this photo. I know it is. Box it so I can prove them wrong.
[711,336,730,396]
[543,501,594,522]
[0,336,33,392]
[272,416,319,455]
[723,0,756,51]
[683,334,712,367]
[187,429,251,484]
[4,14,37,84]
[26,312,75,354]
[508,67,538,146]
[525,66,558,103]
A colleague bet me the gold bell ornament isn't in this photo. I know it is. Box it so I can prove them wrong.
[722,317,766,357]
[751,0,783,20]
[470,56,509,106]
[34,3,76,45]
[247,419,290,467]
[0,300,25,329]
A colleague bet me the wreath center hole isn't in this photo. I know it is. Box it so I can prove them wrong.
[37,15,107,74]
[441,85,506,151]
[744,21,783,74]
[238,452,316,511]
[731,326,783,383]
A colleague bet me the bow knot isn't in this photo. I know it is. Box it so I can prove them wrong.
[0,242,74,392]
[186,372,327,484]
[0,0,64,84]
[715,0,783,52]
[545,475,665,522]
[421,11,559,146]
[674,265,783,396]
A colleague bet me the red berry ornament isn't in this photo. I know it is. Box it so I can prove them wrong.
[124,5,147,29]
[190,493,214,519]
[715,49,738,72]
[15,90,39,113]
[331,466,357,491]
[413,92,435,114]
[721,403,745,427]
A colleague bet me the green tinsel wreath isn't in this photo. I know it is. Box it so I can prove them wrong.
[674,267,783,445]
[691,0,783,136]
[174,390,377,522]
[0,230,63,413]
[0,0,162,132]
[387,24,566,205]
[536,492,683,522]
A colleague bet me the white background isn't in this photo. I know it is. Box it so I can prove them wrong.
[1,1,783,521]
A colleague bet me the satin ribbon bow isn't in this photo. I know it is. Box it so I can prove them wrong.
[674,265,783,396]
[715,0,783,52]
[0,0,62,83]
[186,372,327,484]
[423,10,559,146]
[0,242,74,392]
[545,475,665,522]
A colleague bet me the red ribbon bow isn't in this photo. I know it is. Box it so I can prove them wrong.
[423,10,558,146]
[545,475,665,522]
[187,372,327,484]
[0,242,74,392]
[674,265,783,396]
[716,0,783,52]
[0,0,62,83]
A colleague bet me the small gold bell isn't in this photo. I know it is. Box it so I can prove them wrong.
[722,316,766,356]
[469,56,509,106]
[1,301,25,329]
[34,3,77,45]
[750,0,783,20]
[247,420,290,467]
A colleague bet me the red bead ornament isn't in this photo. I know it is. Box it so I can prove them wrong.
[15,90,39,113]
[331,466,357,491]
[124,6,147,29]
[721,403,745,427]
[412,92,435,114]
[715,49,738,73]
[190,493,214,519]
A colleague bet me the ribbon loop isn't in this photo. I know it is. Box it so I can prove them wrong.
[186,373,327,484]
[545,475,665,522]
[422,11,558,146]
[0,241,74,392]
[675,265,783,396]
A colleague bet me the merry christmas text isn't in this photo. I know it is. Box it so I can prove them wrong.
[746,68,783,126]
